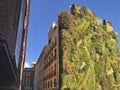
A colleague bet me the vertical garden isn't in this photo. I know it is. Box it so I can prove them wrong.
[58,4,120,90]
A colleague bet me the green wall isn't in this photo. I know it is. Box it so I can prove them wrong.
[59,4,120,90]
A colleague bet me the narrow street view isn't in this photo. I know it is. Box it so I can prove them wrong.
[0,0,120,90]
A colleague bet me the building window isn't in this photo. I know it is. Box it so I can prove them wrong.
[54,63,56,69]
[54,49,57,60]
[49,68,50,75]
[26,78,30,85]
[54,79,56,87]
[46,82,47,88]
[48,81,49,88]
[26,72,31,76]
[51,80,52,88]
[54,63,56,75]
[51,66,53,72]
[49,39,51,44]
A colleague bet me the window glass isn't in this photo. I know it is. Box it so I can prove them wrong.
[26,78,30,85]
[26,72,31,76]
[54,79,56,87]
[51,80,52,88]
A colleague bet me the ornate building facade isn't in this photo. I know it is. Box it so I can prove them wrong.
[34,23,59,90]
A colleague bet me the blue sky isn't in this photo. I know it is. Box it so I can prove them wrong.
[25,0,120,67]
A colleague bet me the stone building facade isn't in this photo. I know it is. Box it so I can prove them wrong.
[34,23,59,90]
[34,46,46,90]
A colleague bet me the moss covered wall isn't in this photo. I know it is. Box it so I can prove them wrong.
[58,4,120,90]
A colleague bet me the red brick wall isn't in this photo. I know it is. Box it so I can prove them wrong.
[22,68,35,90]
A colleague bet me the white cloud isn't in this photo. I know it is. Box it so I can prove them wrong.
[24,62,30,68]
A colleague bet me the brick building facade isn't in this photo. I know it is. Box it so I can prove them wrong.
[22,63,35,90]
[0,0,30,89]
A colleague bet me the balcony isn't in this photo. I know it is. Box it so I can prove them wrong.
[43,70,56,81]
